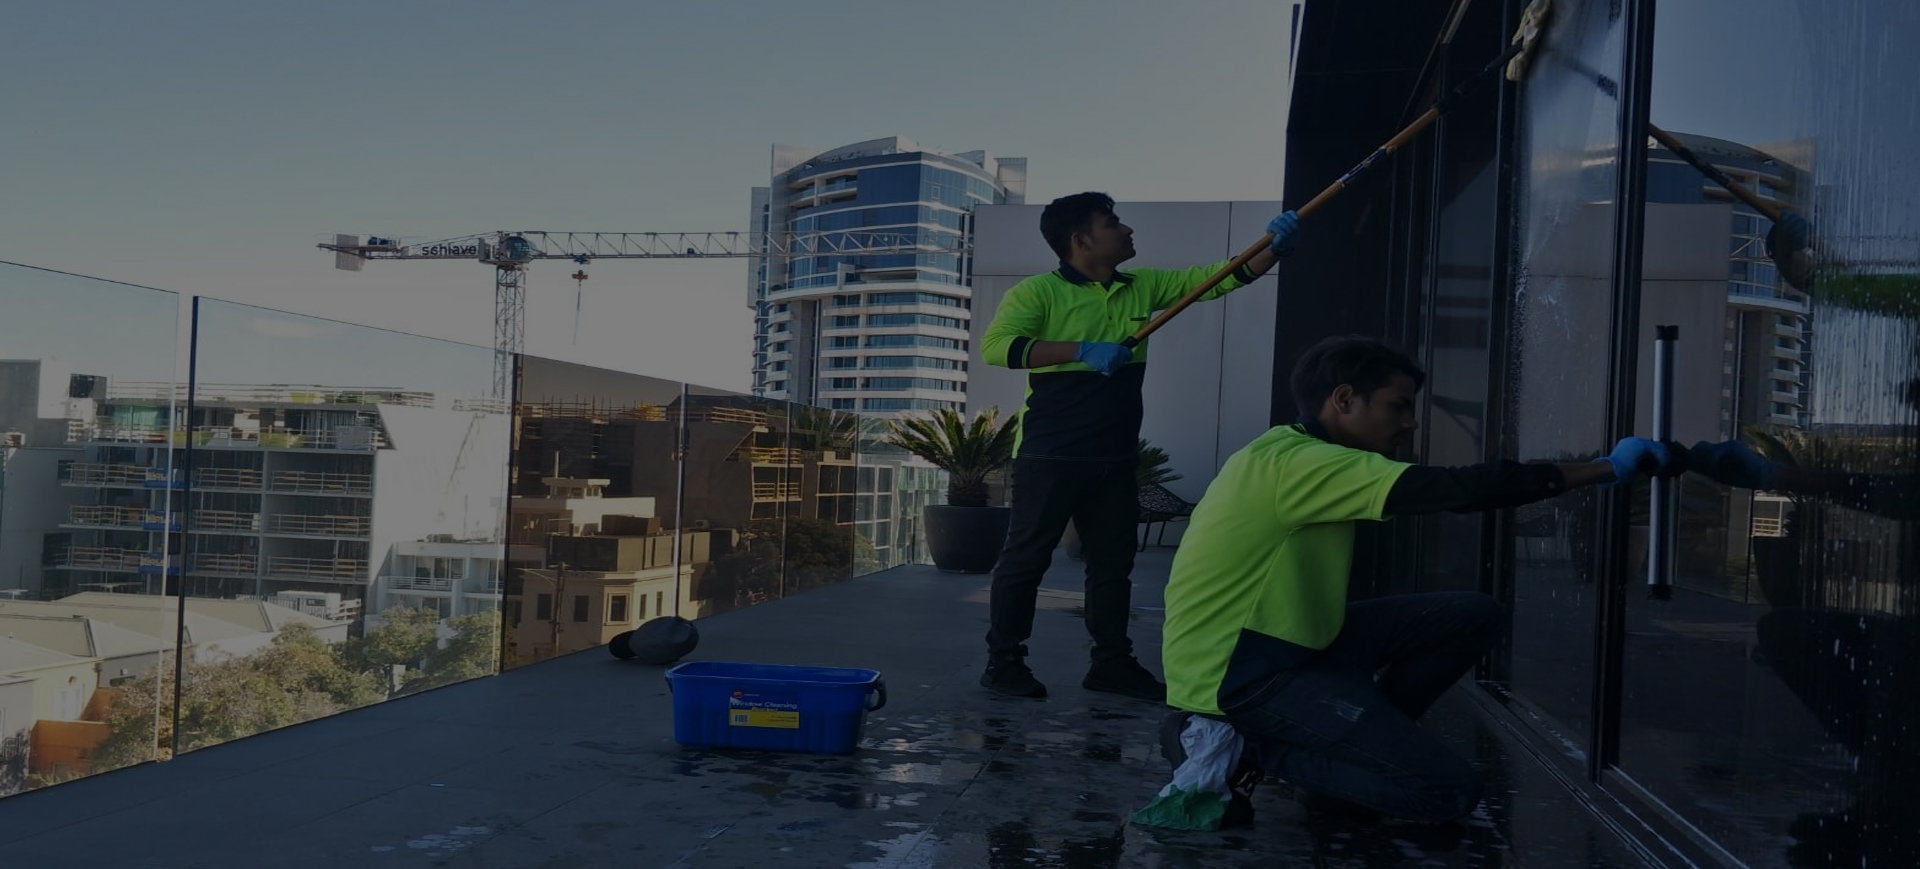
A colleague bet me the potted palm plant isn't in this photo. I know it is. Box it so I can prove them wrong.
[884,407,1019,573]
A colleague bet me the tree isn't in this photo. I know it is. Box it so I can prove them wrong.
[93,624,387,769]
[701,524,785,610]
[883,407,1018,507]
[781,515,877,591]
[405,612,501,695]
[345,606,441,681]
[1136,438,1183,489]
[0,730,27,796]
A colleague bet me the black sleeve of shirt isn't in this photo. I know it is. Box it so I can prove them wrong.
[1383,461,1571,515]
[1006,336,1035,369]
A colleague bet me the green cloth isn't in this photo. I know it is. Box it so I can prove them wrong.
[1131,785,1234,831]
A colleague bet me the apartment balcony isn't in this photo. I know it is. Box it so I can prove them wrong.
[51,546,146,572]
[750,481,803,502]
[267,514,372,538]
[265,556,369,582]
[740,446,803,465]
[0,552,1642,868]
[63,505,152,531]
[188,553,259,576]
[59,463,179,489]
[383,574,457,593]
[191,510,261,532]
[191,426,386,452]
[66,419,179,445]
[269,470,373,496]
[787,184,857,210]
[192,467,263,491]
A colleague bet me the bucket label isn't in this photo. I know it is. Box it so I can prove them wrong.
[728,690,801,729]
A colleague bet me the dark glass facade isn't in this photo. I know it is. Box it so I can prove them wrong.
[1284,0,1920,865]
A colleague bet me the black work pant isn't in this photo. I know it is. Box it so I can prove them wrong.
[1225,592,1509,821]
[985,457,1139,667]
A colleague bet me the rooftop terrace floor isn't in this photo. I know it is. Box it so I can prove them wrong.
[0,548,1654,868]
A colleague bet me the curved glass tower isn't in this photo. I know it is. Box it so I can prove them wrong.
[748,136,1026,415]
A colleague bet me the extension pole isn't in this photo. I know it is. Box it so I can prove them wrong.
[1122,31,1536,349]
[1647,125,1783,221]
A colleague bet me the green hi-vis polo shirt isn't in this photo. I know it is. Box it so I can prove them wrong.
[1162,423,1411,715]
[979,258,1261,460]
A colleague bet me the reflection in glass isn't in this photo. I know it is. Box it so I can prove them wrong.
[166,300,506,756]
[1410,25,1504,597]
[677,386,789,616]
[788,404,864,586]
[0,263,179,794]
[1504,0,1626,747]
[1620,2,1920,865]
[505,357,686,665]
[854,416,905,574]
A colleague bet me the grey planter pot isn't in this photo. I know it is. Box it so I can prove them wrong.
[924,504,1011,574]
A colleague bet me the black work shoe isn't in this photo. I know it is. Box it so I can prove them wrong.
[980,661,1048,698]
[1082,657,1167,702]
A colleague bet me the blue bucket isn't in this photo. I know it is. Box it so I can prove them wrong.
[665,661,886,754]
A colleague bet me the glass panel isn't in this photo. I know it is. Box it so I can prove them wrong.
[179,300,506,754]
[1416,38,1505,595]
[1504,0,1627,751]
[1620,2,1920,864]
[0,263,178,794]
[506,357,685,666]
[678,386,787,615]
[853,415,901,574]
[858,414,944,569]
[783,403,858,592]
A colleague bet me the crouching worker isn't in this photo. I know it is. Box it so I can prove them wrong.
[1133,336,1676,830]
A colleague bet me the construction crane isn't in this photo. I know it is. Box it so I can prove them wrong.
[320,229,969,399]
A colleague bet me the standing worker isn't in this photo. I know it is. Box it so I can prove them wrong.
[976,192,1302,700]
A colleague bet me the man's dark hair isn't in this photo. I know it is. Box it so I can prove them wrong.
[1289,336,1426,416]
[1039,192,1116,260]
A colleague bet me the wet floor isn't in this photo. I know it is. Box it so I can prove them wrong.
[0,555,1656,868]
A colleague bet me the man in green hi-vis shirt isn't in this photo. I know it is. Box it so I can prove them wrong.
[977,191,1301,701]
[1160,336,1675,822]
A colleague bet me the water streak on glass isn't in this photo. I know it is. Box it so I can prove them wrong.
[1619,1,1920,864]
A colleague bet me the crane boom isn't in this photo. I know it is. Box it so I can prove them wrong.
[320,230,962,263]
[317,229,971,400]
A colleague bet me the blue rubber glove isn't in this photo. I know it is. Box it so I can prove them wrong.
[1266,210,1300,257]
[1075,341,1133,376]
[1595,437,1670,488]
[1687,440,1780,490]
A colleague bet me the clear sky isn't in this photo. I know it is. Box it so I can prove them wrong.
[1,0,1295,393]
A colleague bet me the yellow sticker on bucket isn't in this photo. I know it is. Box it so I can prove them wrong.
[728,690,801,729]
[731,708,800,729]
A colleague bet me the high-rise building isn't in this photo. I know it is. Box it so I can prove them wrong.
[1644,131,1812,435]
[748,136,1026,414]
